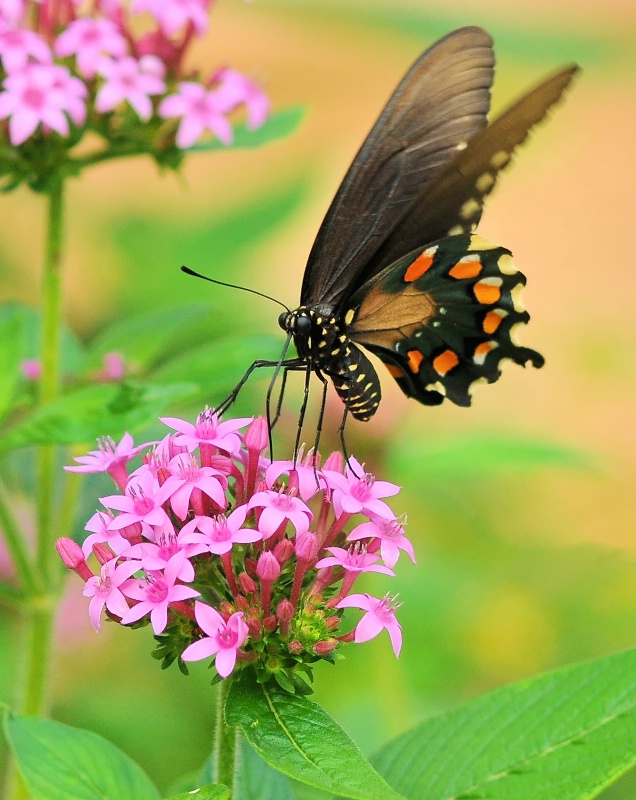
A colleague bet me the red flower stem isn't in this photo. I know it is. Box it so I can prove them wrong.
[319,512,351,554]
[220,552,239,597]
[169,601,196,621]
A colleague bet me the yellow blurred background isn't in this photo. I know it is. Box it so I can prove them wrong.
[1,0,635,796]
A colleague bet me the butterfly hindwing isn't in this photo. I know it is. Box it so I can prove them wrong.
[348,233,544,407]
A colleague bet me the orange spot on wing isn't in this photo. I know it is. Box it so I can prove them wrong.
[483,310,504,334]
[384,363,404,379]
[433,349,459,375]
[407,350,424,373]
[449,258,482,279]
[474,280,502,305]
[404,251,434,282]
[474,342,494,358]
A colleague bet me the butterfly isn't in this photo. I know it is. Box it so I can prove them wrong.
[221,26,578,427]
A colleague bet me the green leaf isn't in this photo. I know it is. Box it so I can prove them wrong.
[166,786,230,800]
[151,334,284,402]
[87,305,214,372]
[373,647,636,800]
[226,671,405,800]
[387,431,588,482]
[191,107,305,152]
[4,715,161,800]
[0,381,195,451]
[0,314,24,422]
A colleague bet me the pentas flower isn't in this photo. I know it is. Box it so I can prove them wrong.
[0,0,269,159]
[65,432,147,491]
[58,411,414,689]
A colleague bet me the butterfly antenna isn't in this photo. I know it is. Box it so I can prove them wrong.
[181,265,291,313]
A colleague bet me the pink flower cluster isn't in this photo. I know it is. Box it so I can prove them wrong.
[0,0,269,147]
[58,410,415,686]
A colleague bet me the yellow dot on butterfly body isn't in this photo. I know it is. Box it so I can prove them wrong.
[344,309,355,325]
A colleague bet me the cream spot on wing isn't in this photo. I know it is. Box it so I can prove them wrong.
[476,172,495,192]
[491,151,510,169]
[497,253,517,275]
[460,198,481,220]
[510,283,526,313]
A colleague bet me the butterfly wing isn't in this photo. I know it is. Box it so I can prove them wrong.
[348,233,544,407]
[368,65,579,271]
[301,26,495,310]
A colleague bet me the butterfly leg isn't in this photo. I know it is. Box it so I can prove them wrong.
[293,359,316,463]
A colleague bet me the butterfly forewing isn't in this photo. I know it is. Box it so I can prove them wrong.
[301,26,495,310]
[369,65,579,273]
[348,233,544,407]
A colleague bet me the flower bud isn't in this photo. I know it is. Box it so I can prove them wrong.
[244,416,268,453]
[263,614,278,633]
[257,551,281,582]
[323,450,344,474]
[288,640,303,655]
[92,543,115,565]
[314,640,337,655]
[325,615,341,631]
[295,531,318,563]
[273,538,294,565]
[56,538,93,582]
[276,599,294,624]
[238,572,257,595]
[235,595,249,611]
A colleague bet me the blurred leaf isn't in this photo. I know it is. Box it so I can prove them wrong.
[191,107,305,152]
[0,381,195,451]
[166,787,230,800]
[87,304,214,371]
[108,177,309,317]
[373,647,636,800]
[4,716,161,800]
[387,431,588,481]
[0,314,23,422]
[151,334,284,405]
[226,671,404,800]
[0,301,86,375]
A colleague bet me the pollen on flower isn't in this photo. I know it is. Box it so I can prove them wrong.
[60,412,411,690]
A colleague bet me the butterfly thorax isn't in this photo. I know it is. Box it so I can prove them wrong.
[278,304,382,421]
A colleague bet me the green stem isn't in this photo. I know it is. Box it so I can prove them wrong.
[36,179,64,588]
[0,481,38,594]
[213,679,239,793]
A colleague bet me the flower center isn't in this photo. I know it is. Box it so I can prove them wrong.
[23,86,45,109]
[351,474,374,502]
[146,578,168,603]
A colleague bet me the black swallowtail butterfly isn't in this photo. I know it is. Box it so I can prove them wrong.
[219,26,578,429]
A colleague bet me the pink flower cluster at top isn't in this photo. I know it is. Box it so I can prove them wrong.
[0,0,269,146]
[58,410,415,685]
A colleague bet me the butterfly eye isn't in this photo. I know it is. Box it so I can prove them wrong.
[278,311,290,331]
[294,316,312,337]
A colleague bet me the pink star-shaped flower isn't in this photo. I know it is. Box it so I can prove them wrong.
[65,432,146,491]
[95,54,165,121]
[0,62,87,145]
[82,510,129,559]
[100,469,172,534]
[315,545,395,577]
[181,602,248,678]
[83,556,142,631]
[336,593,403,657]
[159,81,234,148]
[55,18,127,78]
[326,457,399,518]
[0,27,51,73]
[161,409,251,456]
[213,67,270,130]
[121,520,196,582]
[178,505,261,556]
[162,454,228,519]
[248,488,313,538]
[120,550,200,634]
[347,516,415,569]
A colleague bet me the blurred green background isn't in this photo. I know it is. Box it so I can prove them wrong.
[1,0,636,796]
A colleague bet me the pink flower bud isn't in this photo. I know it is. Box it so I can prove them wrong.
[256,551,280,582]
[102,352,126,381]
[244,416,268,453]
[295,531,318,563]
[263,614,277,632]
[245,557,258,576]
[323,450,344,473]
[273,538,294,565]
[92,543,115,565]
[247,617,262,640]
[56,538,93,582]
[325,615,341,631]
[287,469,300,495]
[314,640,337,655]
[21,359,41,381]
[209,455,234,475]
[235,595,249,611]
[276,599,294,624]
[288,640,303,654]
[238,572,257,595]
[119,521,143,544]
